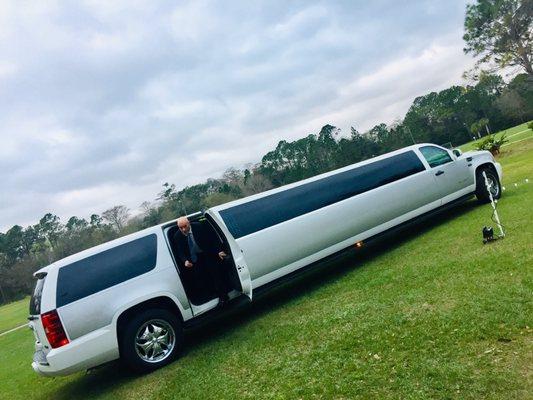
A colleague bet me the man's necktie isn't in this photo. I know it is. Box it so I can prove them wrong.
[188,233,198,262]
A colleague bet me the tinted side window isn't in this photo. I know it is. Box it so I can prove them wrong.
[56,234,157,307]
[29,277,46,315]
[420,146,453,168]
[220,151,425,239]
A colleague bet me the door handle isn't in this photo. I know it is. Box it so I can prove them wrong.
[435,170,445,176]
[466,156,472,162]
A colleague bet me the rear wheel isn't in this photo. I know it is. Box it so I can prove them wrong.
[119,308,183,373]
[475,167,501,203]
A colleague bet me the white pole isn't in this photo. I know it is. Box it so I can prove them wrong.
[482,171,505,238]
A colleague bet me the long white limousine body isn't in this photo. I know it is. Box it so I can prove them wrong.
[29,143,502,376]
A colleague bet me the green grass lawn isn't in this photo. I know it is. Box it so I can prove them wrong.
[0,297,29,334]
[0,130,532,400]
[460,121,532,152]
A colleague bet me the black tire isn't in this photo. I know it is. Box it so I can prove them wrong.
[119,308,183,373]
[475,167,501,203]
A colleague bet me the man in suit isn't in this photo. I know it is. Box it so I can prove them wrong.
[173,216,229,306]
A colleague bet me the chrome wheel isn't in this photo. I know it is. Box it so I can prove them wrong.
[134,319,175,363]
[486,175,500,197]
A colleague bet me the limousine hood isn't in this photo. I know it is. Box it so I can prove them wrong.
[462,149,494,159]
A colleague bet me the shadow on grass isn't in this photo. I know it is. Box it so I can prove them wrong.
[45,199,480,399]
[45,362,136,400]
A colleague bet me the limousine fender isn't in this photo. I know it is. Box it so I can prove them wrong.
[113,292,189,372]
[463,150,503,184]
[113,292,190,338]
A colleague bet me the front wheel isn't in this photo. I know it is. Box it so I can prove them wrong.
[475,167,501,203]
[119,308,183,373]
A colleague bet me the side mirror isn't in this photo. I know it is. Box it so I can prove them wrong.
[452,149,462,158]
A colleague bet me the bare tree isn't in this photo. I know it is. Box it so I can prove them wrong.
[241,172,273,196]
[222,167,244,185]
[102,205,130,232]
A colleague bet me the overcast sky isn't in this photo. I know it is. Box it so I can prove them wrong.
[0,0,474,232]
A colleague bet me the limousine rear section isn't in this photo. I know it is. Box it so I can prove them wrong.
[29,225,251,376]
[29,143,502,376]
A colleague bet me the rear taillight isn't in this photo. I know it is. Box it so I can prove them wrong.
[41,310,69,349]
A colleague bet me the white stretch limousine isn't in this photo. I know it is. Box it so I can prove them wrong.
[29,144,502,376]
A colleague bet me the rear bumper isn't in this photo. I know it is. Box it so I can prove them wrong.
[32,325,119,377]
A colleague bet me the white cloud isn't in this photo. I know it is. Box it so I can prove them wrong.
[0,60,16,79]
[168,0,218,43]
[0,0,473,231]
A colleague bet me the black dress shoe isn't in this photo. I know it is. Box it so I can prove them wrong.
[218,295,229,307]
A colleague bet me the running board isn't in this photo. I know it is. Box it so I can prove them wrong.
[182,294,252,330]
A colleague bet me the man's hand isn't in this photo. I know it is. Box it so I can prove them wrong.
[218,251,227,260]
[184,260,193,268]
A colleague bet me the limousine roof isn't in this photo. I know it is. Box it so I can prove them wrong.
[210,143,434,214]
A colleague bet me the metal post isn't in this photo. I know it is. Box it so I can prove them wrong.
[482,171,505,238]
[406,126,416,144]
[0,281,6,304]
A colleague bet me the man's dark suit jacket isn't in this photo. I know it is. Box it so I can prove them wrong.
[173,221,224,266]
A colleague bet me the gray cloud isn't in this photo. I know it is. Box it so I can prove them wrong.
[0,0,472,231]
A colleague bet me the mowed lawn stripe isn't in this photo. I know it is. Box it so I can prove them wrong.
[0,297,29,334]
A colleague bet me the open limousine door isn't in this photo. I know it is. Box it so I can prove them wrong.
[204,211,252,300]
